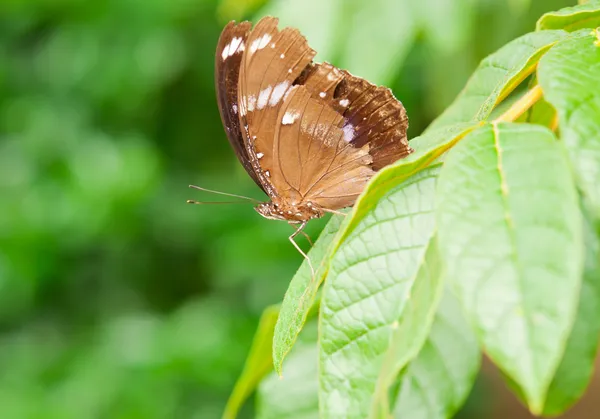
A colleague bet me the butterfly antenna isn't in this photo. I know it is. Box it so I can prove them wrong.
[188,184,261,204]
[186,200,254,205]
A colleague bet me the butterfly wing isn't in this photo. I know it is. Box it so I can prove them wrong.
[215,21,266,192]
[224,16,411,210]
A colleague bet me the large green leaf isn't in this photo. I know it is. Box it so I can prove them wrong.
[538,33,600,221]
[370,236,444,418]
[543,212,600,416]
[223,304,279,419]
[319,165,441,418]
[536,3,600,31]
[392,288,481,419]
[273,213,347,376]
[428,31,567,130]
[436,123,584,414]
[257,321,319,419]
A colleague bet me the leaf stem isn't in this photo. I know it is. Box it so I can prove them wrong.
[493,84,544,123]
[550,113,559,132]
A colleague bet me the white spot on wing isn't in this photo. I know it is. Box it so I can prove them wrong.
[282,111,300,125]
[339,98,350,107]
[247,95,257,112]
[221,37,243,60]
[269,81,289,106]
[342,124,355,142]
[232,104,238,114]
[250,33,272,53]
[319,92,326,98]
[265,170,270,177]
[257,86,273,110]
[280,53,285,59]
[256,152,264,159]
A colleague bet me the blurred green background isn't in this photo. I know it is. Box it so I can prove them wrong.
[0,0,591,418]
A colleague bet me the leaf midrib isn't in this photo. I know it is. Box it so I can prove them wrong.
[491,123,537,399]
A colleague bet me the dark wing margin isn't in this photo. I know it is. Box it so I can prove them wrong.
[215,20,266,192]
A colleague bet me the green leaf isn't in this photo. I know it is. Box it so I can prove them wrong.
[371,236,445,418]
[257,321,319,419]
[223,304,280,419]
[392,288,481,419]
[536,4,600,32]
[428,31,567,130]
[543,211,600,415]
[538,33,600,221]
[332,122,479,251]
[436,123,584,414]
[273,213,347,376]
[319,164,441,418]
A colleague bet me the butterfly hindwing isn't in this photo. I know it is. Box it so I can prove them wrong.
[287,61,411,170]
[331,69,411,170]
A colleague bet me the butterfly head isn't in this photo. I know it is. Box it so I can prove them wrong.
[255,201,323,222]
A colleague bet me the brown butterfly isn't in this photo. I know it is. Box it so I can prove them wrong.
[191,16,412,267]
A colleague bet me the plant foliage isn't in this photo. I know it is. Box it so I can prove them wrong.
[227,2,600,418]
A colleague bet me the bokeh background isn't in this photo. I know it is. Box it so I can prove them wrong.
[1,0,597,418]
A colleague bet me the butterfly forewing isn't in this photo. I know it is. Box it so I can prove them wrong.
[215,21,267,192]
[237,17,317,197]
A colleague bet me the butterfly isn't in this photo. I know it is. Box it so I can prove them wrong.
[195,16,412,267]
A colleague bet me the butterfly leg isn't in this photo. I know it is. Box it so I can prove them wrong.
[289,221,315,277]
[322,208,347,217]
[291,223,313,247]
